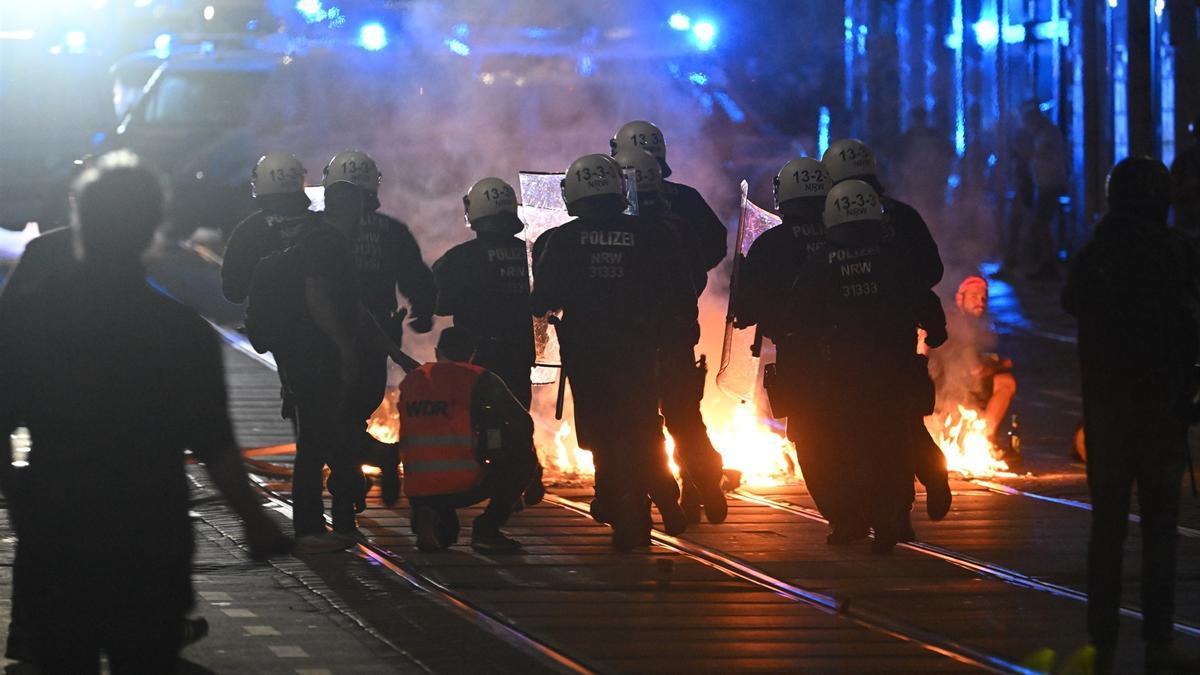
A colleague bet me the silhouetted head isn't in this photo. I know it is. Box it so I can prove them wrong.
[70,150,168,268]
[1106,156,1171,224]
[435,327,475,363]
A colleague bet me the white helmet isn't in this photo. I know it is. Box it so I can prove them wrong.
[609,120,666,161]
[773,158,832,209]
[821,139,878,184]
[560,154,626,207]
[251,153,306,197]
[613,148,662,194]
[463,177,518,226]
[323,150,381,190]
[823,179,883,229]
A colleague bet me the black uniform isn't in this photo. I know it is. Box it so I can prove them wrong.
[738,210,828,469]
[662,180,728,290]
[1063,211,1197,652]
[273,222,370,536]
[532,209,696,542]
[432,233,535,407]
[221,210,317,304]
[353,211,437,329]
[643,194,724,505]
[787,222,927,545]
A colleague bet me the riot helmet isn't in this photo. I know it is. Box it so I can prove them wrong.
[774,157,832,209]
[610,120,671,178]
[561,154,627,216]
[821,139,879,186]
[463,177,522,235]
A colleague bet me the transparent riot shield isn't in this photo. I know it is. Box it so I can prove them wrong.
[518,171,569,386]
[716,180,781,402]
[518,169,639,386]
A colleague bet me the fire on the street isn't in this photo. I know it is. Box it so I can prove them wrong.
[926,405,1010,477]
[367,388,401,445]
[545,402,799,487]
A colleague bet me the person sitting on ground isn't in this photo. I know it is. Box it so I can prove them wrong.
[929,275,1017,445]
[399,327,536,553]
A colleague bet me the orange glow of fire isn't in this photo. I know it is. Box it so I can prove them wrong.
[367,388,400,445]
[926,405,1009,477]
[541,402,798,487]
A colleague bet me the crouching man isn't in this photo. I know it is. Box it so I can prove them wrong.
[400,327,536,552]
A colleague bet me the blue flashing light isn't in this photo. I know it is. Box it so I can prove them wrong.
[445,38,471,56]
[691,21,716,50]
[578,55,594,77]
[668,12,691,31]
[1002,24,1026,43]
[948,173,961,189]
[818,106,831,158]
[295,0,327,23]
[973,19,999,48]
[452,23,469,38]
[153,33,172,56]
[1032,19,1068,43]
[64,30,86,52]
[687,71,708,85]
[358,23,388,51]
[91,131,106,146]
[712,91,744,123]
[987,152,998,167]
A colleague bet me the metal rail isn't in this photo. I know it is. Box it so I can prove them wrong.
[732,489,1200,639]
[968,479,1200,539]
[544,493,1038,675]
[211,322,596,675]
[251,477,597,675]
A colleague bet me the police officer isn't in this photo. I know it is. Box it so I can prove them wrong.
[532,153,696,551]
[735,158,840,528]
[821,139,943,288]
[788,180,927,553]
[1063,157,1199,675]
[822,139,951,520]
[613,148,727,524]
[222,153,318,304]
[433,177,544,504]
[322,151,437,506]
[610,120,727,290]
[400,327,536,553]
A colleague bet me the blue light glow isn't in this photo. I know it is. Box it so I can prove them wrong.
[452,23,469,38]
[578,55,594,77]
[358,23,388,51]
[691,21,716,50]
[687,71,708,85]
[153,33,172,56]
[668,12,691,31]
[1032,20,1068,42]
[295,0,324,22]
[818,106,831,158]
[1002,24,1026,43]
[713,91,744,123]
[64,30,86,52]
[973,19,999,48]
[445,38,471,56]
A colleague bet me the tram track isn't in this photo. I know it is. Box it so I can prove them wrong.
[732,489,1200,639]
[543,494,1035,674]
[249,476,599,675]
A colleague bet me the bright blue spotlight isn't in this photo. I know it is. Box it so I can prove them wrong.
[687,71,708,85]
[64,30,86,52]
[153,33,172,56]
[445,38,470,56]
[972,19,999,48]
[1001,24,1026,43]
[691,20,716,50]
[668,12,691,31]
[358,22,387,51]
[295,0,326,23]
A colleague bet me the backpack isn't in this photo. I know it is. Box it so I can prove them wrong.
[244,238,307,354]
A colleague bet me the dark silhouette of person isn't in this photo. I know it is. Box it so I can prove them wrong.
[1063,157,1199,674]
[0,150,291,673]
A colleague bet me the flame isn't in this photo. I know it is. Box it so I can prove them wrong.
[926,405,1010,477]
[540,402,798,487]
[367,387,401,445]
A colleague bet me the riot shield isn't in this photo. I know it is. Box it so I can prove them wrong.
[518,169,639,386]
[716,180,781,402]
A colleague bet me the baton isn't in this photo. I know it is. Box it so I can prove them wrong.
[548,315,567,420]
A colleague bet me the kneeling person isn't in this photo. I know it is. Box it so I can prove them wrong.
[400,328,536,552]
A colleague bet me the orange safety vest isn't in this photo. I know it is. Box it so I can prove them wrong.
[398,362,485,497]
